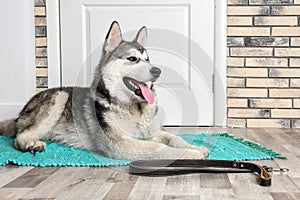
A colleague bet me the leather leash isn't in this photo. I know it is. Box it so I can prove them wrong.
[129,159,280,187]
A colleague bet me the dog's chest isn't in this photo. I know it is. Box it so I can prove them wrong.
[111,103,160,139]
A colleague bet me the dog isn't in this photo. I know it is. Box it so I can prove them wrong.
[0,21,209,160]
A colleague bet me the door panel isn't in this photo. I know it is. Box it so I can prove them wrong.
[0,0,35,120]
[60,0,214,125]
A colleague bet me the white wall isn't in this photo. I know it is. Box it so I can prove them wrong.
[0,0,36,120]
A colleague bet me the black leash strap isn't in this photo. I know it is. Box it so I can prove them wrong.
[129,159,272,187]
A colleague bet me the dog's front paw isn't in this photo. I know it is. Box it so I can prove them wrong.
[26,140,46,154]
[180,149,206,159]
[189,145,210,159]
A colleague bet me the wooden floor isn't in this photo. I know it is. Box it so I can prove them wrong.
[0,128,299,200]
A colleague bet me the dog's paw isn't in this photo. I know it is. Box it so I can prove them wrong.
[26,140,46,154]
[180,149,206,159]
[189,145,210,159]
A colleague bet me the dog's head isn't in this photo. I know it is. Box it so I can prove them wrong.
[97,21,161,105]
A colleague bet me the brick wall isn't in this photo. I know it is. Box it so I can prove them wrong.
[227,0,300,128]
[35,0,48,93]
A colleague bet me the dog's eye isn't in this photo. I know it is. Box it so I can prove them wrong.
[145,58,150,62]
[127,56,138,62]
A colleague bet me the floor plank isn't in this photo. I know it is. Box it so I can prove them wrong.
[0,165,33,188]
[19,198,55,200]
[0,188,32,200]
[128,176,167,200]
[103,176,138,200]
[163,174,201,195]
[3,167,58,188]
[199,173,231,189]
[271,192,300,200]
[162,195,200,200]
[23,167,114,200]
[272,175,300,193]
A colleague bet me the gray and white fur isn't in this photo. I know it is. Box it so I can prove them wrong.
[0,21,209,160]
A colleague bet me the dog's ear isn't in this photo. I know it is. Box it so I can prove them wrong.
[103,21,122,55]
[134,26,147,47]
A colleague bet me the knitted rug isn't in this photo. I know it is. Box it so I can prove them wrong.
[0,134,286,167]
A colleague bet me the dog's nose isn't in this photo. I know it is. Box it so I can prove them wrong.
[150,67,161,78]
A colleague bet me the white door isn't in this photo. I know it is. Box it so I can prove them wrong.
[0,0,35,120]
[59,0,215,126]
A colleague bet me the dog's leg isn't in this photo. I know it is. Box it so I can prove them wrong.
[148,131,209,159]
[14,132,47,153]
[14,91,69,153]
[109,136,206,160]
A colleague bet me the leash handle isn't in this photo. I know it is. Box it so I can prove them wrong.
[129,159,272,187]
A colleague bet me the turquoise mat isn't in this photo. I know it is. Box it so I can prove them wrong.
[0,134,286,167]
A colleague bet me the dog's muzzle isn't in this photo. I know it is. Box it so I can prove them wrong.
[123,77,155,104]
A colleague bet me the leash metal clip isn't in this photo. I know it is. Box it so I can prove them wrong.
[263,166,289,173]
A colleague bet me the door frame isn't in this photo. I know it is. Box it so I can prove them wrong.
[46,0,227,126]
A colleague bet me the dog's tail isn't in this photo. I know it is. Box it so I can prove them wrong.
[0,118,17,137]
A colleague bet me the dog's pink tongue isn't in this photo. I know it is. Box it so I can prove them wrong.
[138,83,155,104]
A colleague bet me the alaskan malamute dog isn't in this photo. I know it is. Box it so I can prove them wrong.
[0,21,209,160]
